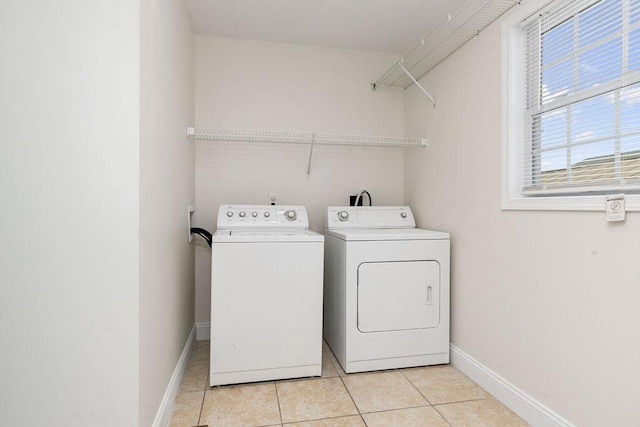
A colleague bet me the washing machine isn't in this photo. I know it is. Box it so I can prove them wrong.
[323,206,450,374]
[210,204,324,386]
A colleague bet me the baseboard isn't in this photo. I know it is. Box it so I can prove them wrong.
[152,325,196,427]
[450,344,575,427]
[196,321,210,341]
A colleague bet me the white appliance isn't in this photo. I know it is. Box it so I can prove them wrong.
[210,204,324,386]
[323,206,450,373]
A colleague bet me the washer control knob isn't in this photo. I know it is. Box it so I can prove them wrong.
[285,210,297,221]
[252,211,258,217]
[400,212,407,219]
[338,210,349,221]
[264,212,270,218]
[239,211,246,218]
[226,211,233,217]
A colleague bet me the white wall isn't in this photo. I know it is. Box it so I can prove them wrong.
[194,36,406,324]
[139,0,195,426]
[0,2,140,426]
[404,12,640,427]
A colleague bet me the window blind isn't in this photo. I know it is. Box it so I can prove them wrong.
[522,0,640,194]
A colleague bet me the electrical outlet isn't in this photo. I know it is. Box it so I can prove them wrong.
[188,205,195,242]
[268,193,278,205]
[350,195,363,206]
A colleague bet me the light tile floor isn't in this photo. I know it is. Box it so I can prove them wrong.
[169,340,529,427]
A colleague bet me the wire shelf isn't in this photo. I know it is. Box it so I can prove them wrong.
[373,0,519,91]
[188,128,426,148]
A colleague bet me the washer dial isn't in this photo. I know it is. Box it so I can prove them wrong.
[338,211,349,221]
[285,210,297,221]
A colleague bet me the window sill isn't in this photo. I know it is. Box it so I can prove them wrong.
[502,193,640,211]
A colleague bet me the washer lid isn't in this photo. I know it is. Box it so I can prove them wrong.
[212,229,324,243]
[324,227,449,241]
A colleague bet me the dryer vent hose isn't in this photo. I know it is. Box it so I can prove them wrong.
[190,227,212,248]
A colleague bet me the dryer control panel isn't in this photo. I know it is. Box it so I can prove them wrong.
[326,206,416,229]
[217,204,309,229]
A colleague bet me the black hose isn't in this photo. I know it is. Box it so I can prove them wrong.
[361,190,372,206]
[190,227,212,248]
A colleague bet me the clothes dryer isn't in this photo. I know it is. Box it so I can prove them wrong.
[323,206,450,373]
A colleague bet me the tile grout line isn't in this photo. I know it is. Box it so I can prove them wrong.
[339,370,448,427]
[276,374,368,425]
[398,368,457,427]
[281,414,368,426]
[433,396,494,406]
[431,403,454,427]
[337,374,362,417]
[399,368,435,406]
[274,381,284,426]
[399,366,500,427]
[196,368,209,426]
[328,345,435,426]
[359,403,442,416]
[280,345,367,427]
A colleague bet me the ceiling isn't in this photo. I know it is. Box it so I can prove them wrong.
[186,0,464,54]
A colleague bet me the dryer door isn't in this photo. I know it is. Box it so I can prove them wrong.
[357,260,440,332]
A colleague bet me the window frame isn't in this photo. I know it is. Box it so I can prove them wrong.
[501,0,640,211]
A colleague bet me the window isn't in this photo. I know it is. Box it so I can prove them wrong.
[502,0,640,210]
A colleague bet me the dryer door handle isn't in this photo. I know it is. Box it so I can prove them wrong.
[426,284,434,305]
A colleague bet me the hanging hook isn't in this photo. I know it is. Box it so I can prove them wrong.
[306,133,315,176]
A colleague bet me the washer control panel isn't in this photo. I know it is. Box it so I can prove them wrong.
[326,206,416,229]
[217,205,309,229]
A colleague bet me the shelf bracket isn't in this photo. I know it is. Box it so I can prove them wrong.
[306,133,316,176]
[398,62,436,107]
